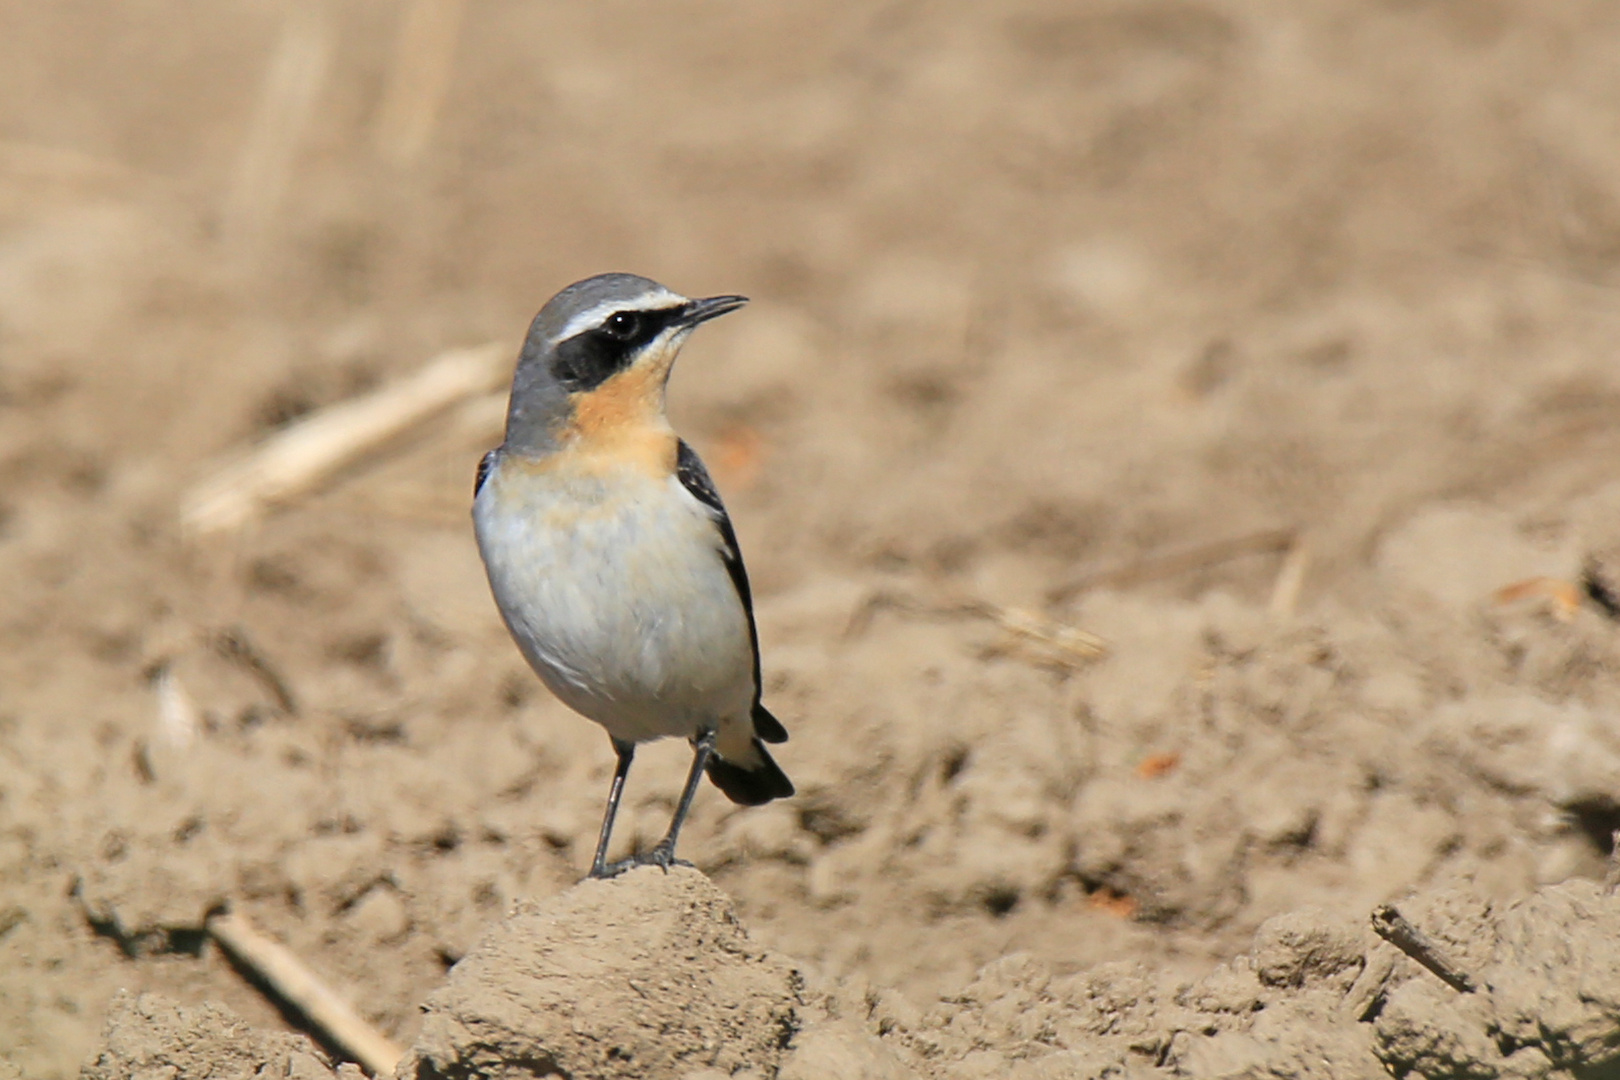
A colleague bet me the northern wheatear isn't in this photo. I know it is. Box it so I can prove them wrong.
[473,273,793,879]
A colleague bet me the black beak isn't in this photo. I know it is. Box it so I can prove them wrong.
[678,294,749,326]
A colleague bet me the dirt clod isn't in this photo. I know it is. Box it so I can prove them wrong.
[778,1021,922,1080]
[1251,908,1365,990]
[1485,879,1620,1073]
[82,991,336,1080]
[397,867,802,1080]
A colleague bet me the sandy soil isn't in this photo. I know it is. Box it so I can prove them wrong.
[6,1,1620,1077]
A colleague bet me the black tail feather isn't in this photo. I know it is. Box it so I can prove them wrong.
[752,702,789,744]
[706,738,794,806]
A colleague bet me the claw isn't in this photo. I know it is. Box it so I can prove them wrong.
[596,847,693,878]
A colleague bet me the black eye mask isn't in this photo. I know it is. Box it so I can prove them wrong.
[551,305,685,392]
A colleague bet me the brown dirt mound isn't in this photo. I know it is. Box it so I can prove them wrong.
[401,867,800,1080]
[82,991,349,1080]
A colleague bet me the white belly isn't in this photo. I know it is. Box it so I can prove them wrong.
[473,458,754,744]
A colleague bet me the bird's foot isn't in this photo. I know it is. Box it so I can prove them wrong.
[637,841,691,873]
[590,844,692,879]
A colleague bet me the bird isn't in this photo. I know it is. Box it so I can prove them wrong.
[472,272,794,879]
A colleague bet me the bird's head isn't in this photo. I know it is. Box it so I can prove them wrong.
[504,273,746,454]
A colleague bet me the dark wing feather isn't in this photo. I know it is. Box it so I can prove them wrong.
[474,449,497,496]
[675,439,788,743]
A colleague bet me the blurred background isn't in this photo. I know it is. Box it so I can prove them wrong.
[8,1,1620,1075]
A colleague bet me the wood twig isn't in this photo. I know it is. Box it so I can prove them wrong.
[0,139,151,196]
[842,589,992,638]
[1342,950,1397,1021]
[1047,527,1298,606]
[374,0,467,165]
[208,909,404,1076]
[1370,903,1477,993]
[1267,535,1310,620]
[214,627,299,716]
[984,606,1107,669]
[153,667,201,749]
[222,2,332,250]
[843,590,1106,668]
[181,342,509,537]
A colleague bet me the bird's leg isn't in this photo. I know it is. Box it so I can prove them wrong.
[641,726,716,870]
[587,738,636,879]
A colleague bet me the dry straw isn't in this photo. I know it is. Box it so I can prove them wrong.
[181,342,509,537]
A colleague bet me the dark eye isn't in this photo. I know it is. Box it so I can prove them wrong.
[602,311,641,340]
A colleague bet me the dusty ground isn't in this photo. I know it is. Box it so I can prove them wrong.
[6,0,1620,1076]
